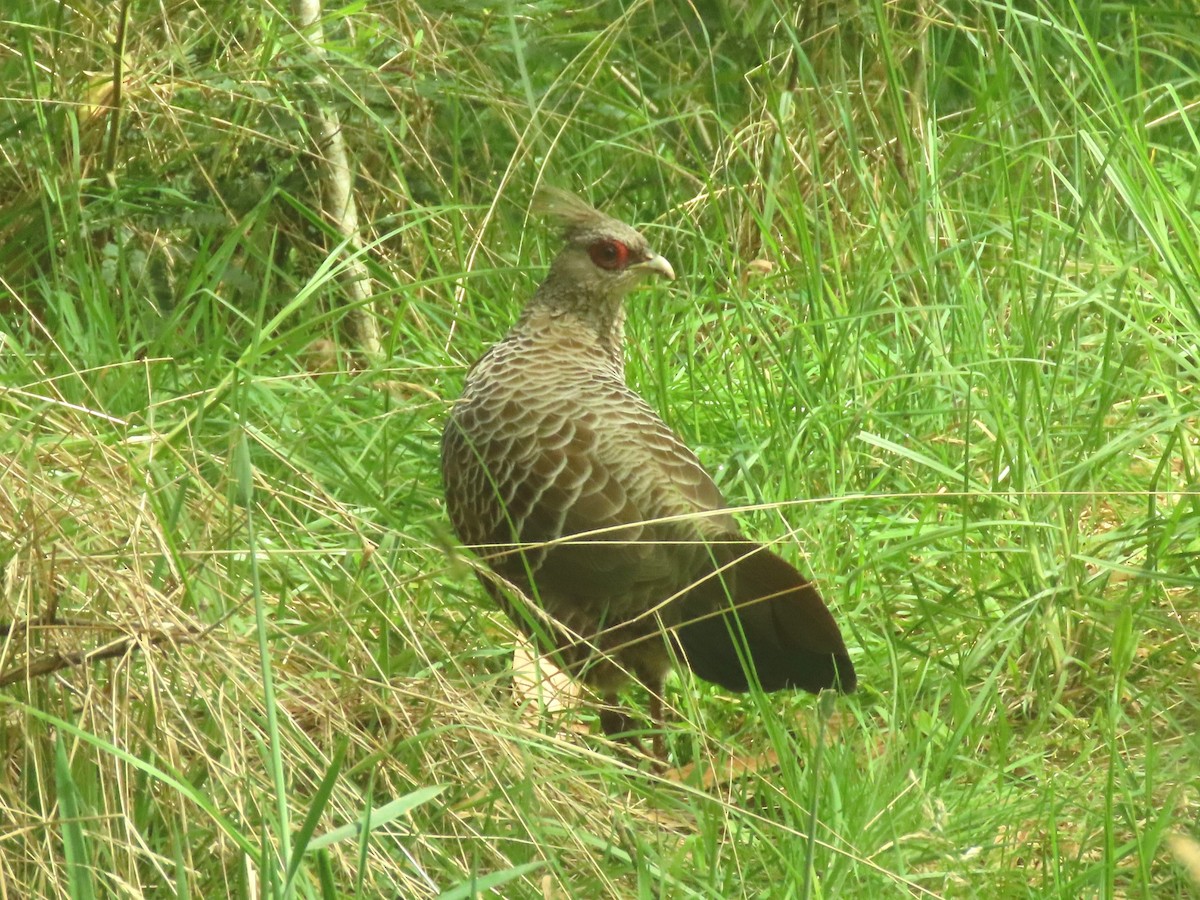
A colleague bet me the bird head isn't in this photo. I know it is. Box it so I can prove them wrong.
[533,188,675,299]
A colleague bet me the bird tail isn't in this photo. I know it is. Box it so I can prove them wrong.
[672,537,857,694]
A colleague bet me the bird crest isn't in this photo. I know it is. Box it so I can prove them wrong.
[532,187,621,241]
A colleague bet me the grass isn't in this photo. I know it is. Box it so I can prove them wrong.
[1,0,1198,896]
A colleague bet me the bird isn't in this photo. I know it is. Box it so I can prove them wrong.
[441,187,855,756]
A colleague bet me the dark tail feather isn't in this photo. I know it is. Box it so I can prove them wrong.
[673,538,856,694]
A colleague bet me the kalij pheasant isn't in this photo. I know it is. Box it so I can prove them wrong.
[441,188,856,754]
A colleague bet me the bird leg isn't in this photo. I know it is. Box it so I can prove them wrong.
[648,689,665,762]
[599,690,668,767]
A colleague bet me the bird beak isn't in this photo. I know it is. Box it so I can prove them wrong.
[634,253,675,282]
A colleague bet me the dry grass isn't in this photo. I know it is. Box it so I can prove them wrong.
[3,0,1199,896]
[7,363,860,897]
[0,374,704,896]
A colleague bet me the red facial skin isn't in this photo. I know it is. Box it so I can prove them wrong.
[588,239,631,271]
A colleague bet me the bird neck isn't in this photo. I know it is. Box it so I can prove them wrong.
[517,280,629,366]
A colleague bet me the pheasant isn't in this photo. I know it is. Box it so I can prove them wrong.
[441,188,855,755]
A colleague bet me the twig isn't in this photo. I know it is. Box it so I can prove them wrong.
[292,0,383,361]
[102,0,133,184]
[0,625,202,688]
[0,594,254,688]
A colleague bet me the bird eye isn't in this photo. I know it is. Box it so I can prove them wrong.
[588,239,629,271]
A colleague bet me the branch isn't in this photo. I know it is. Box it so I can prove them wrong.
[292,0,383,362]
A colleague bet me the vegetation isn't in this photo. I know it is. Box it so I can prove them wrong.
[2,0,1197,896]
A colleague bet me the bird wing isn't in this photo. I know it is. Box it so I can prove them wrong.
[442,375,730,617]
[443,364,856,696]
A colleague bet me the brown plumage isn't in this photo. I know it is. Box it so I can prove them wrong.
[441,188,855,753]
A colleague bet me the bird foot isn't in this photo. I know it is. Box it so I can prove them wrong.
[599,706,666,768]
